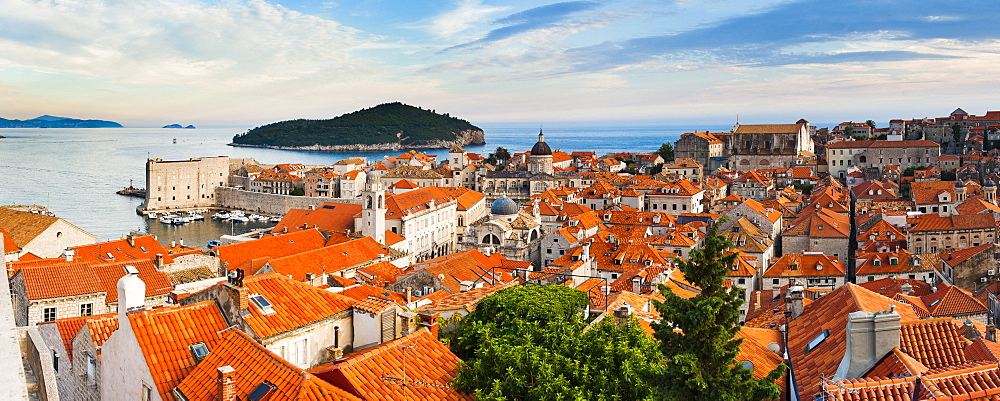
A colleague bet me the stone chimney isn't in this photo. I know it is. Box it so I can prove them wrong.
[964,319,979,341]
[154,254,164,270]
[632,277,642,294]
[64,248,75,262]
[405,287,413,305]
[217,366,236,401]
[784,285,805,319]
[581,242,591,262]
[126,234,136,247]
[901,282,913,296]
[116,265,147,329]
[836,309,901,379]
[988,318,997,342]
[614,303,632,326]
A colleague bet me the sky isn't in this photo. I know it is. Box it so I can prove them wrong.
[2,0,1000,127]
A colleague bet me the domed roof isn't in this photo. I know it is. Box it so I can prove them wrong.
[530,129,552,156]
[987,179,996,188]
[955,180,966,188]
[491,197,519,215]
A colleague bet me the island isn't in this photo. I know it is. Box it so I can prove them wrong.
[163,124,196,129]
[229,102,485,151]
[0,115,122,128]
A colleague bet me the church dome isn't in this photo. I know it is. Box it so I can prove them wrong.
[530,130,552,156]
[986,179,996,188]
[491,197,519,215]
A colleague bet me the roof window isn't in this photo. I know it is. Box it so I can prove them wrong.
[929,299,941,307]
[806,329,830,353]
[249,294,276,315]
[139,246,147,253]
[189,342,209,362]
[248,381,277,401]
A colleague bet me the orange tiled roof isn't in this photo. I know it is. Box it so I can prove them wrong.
[45,313,115,363]
[908,213,997,232]
[437,187,486,211]
[355,261,404,287]
[339,284,408,305]
[175,328,361,400]
[783,208,851,238]
[763,253,845,277]
[271,203,362,235]
[68,235,167,264]
[733,123,803,134]
[385,187,455,219]
[237,273,355,340]
[417,283,514,312]
[857,277,934,298]
[130,301,229,399]
[92,259,174,303]
[788,284,919,400]
[920,283,988,317]
[17,262,104,300]
[0,208,64,247]
[264,237,386,281]
[214,229,328,272]
[0,227,20,253]
[309,329,471,400]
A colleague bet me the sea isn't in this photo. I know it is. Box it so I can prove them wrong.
[0,123,731,247]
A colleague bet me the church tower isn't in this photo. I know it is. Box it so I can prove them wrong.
[986,179,997,205]
[955,180,968,204]
[360,172,386,244]
[528,129,554,175]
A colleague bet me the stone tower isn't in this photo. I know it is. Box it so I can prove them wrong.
[986,179,997,205]
[528,129,554,175]
[955,180,968,204]
[360,172,386,244]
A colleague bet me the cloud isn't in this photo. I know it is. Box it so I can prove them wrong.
[421,0,509,39]
[448,1,600,50]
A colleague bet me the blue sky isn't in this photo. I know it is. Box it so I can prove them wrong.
[1,0,1000,127]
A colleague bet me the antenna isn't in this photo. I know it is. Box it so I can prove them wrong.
[820,375,859,396]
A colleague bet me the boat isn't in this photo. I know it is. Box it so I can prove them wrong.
[159,215,178,224]
[207,240,221,248]
[147,212,157,219]
[212,212,230,220]
[229,216,250,223]
[269,216,282,223]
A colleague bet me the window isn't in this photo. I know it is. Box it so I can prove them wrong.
[189,342,210,361]
[142,384,153,401]
[737,278,746,284]
[249,382,277,401]
[291,338,309,367]
[772,279,779,285]
[86,353,96,383]
[43,307,56,322]
[249,294,276,315]
[80,303,93,317]
[806,329,830,353]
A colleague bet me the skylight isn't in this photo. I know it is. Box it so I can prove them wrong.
[189,342,209,361]
[249,294,276,315]
[929,299,941,307]
[806,329,829,353]
[248,381,277,401]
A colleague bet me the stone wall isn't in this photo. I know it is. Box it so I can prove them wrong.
[23,326,60,401]
[215,187,360,216]
[145,156,230,211]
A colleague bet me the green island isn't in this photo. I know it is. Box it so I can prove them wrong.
[229,102,485,151]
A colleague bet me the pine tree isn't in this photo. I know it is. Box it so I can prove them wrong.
[650,221,785,400]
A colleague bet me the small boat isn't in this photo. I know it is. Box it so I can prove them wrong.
[212,212,230,220]
[207,240,221,248]
[148,212,157,219]
[269,216,282,223]
[229,216,249,223]
[159,215,178,224]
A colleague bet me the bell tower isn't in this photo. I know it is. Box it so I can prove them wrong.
[361,172,386,244]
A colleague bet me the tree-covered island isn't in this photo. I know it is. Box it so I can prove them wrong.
[229,102,486,151]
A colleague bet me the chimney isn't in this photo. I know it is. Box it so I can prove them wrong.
[418,312,440,338]
[614,304,632,325]
[217,366,236,401]
[784,285,805,319]
[171,241,176,248]
[179,239,184,247]
[964,319,979,341]
[126,234,135,247]
[632,277,642,294]
[988,318,997,342]
[836,309,901,379]
[282,226,288,234]
[901,282,913,296]
[154,254,164,270]
[116,265,147,330]
[64,248,75,262]
[581,242,591,262]
[405,287,413,305]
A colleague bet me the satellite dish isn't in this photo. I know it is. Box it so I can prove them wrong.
[438,274,445,281]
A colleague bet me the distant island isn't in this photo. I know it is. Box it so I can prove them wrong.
[0,115,122,128]
[163,124,196,129]
[229,102,485,151]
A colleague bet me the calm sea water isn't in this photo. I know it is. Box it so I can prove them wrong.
[0,123,730,244]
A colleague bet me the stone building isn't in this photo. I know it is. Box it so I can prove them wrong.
[728,121,814,171]
[0,208,96,258]
[826,140,941,180]
[761,253,846,291]
[478,131,584,202]
[674,131,727,172]
[781,208,851,258]
[906,213,997,254]
[144,156,231,210]
[460,197,543,264]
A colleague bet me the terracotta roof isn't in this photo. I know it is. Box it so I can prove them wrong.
[355,261,404,287]
[866,347,930,379]
[17,262,104,300]
[237,273,355,340]
[827,139,940,148]
[859,219,907,243]
[735,327,786,395]
[0,208,60,247]
[733,123,803,134]
[271,204,362,235]
[788,284,919,400]
[942,244,996,267]
[45,313,115,363]
[175,328,361,400]
[857,277,934,298]
[129,301,229,399]
[92,259,174,303]
[783,208,851,238]
[385,187,455,219]
[920,283,988,317]
[763,253,845,277]
[214,229,328,272]
[264,237,386,281]
[309,329,471,400]
[339,284,407,305]
[436,187,486,211]
[69,235,167,264]
[899,318,971,369]
[0,227,20,253]
[83,315,118,354]
[908,213,997,232]
[352,296,397,314]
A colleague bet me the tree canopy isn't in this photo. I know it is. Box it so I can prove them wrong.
[452,285,664,400]
[231,102,482,147]
[656,143,675,162]
[649,221,785,400]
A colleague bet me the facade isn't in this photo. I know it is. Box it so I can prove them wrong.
[674,131,726,172]
[728,121,814,171]
[144,156,230,210]
[826,140,941,179]
[0,208,96,258]
[906,213,997,254]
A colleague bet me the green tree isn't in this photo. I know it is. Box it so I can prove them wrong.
[952,124,965,143]
[865,119,877,129]
[453,285,664,400]
[649,222,785,400]
[494,146,511,163]
[657,143,675,162]
[290,187,305,196]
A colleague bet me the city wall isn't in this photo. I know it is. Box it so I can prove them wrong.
[215,187,360,216]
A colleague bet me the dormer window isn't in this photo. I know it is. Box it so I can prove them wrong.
[889,257,899,266]
[873,259,881,267]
